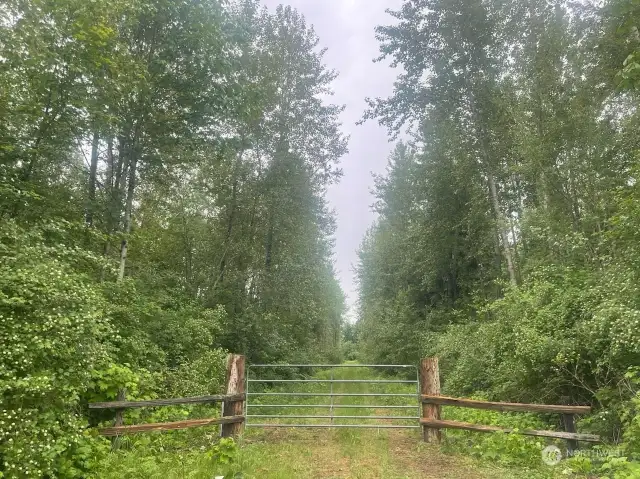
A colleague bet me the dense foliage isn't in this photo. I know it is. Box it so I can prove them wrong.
[4,0,640,474]
[357,0,640,470]
[0,0,346,476]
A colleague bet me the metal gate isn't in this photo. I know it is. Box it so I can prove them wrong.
[245,364,420,429]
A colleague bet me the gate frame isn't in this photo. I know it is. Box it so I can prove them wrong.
[245,364,421,429]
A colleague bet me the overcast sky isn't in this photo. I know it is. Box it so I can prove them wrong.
[262,0,403,321]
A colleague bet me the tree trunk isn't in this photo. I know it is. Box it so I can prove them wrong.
[105,138,115,196]
[105,136,128,237]
[118,153,137,281]
[179,195,194,294]
[21,83,55,183]
[510,218,519,267]
[487,170,518,286]
[85,131,100,226]
[101,138,129,279]
[217,147,245,286]
[265,215,274,271]
[469,80,518,287]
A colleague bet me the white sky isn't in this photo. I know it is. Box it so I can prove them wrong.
[261,0,403,321]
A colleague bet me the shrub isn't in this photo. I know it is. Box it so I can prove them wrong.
[441,402,548,468]
[165,348,228,398]
[0,220,111,477]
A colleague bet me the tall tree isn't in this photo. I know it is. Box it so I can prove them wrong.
[1,1,349,474]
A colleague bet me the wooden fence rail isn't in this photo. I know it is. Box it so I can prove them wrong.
[89,354,246,438]
[419,418,600,442]
[419,357,600,449]
[88,393,246,410]
[420,394,591,415]
[99,416,245,436]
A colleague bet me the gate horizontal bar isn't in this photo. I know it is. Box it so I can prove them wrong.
[247,379,417,384]
[246,404,419,409]
[247,415,419,420]
[248,364,416,368]
[247,393,417,397]
[245,424,420,429]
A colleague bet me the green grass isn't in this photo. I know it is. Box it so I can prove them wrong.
[93,364,568,479]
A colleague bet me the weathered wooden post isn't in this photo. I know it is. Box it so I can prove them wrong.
[221,354,245,438]
[559,395,579,453]
[111,388,126,450]
[563,413,578,453]
[420,357,441,443]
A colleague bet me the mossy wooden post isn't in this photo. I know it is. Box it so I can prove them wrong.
[563,414,578,453]
[560,396,579,453]
[111,388,126,450]
[221,354,245,438]
[420,357,441,443]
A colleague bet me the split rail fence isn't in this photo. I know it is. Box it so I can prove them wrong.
[89,354,245,437]
[419,357,600,449]
[89,355,600,450]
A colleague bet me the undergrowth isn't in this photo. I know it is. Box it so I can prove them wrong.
[441,399,640,478]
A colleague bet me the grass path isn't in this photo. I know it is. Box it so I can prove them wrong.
[237,364,548,478]
[239,427,537,478]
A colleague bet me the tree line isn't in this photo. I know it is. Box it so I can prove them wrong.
[0,0,346,476]
[357,0,640,456]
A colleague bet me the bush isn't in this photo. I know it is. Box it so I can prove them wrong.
[165,348,228,398]
[341,339,358,361]
[92,436,243,479]
[0,220,111,477]
[434,264,640,407]
[441,401,549,468]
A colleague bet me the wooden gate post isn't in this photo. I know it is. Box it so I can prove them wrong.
[420,357,441,443]
[221,354,245,438]
[560,395,578,453]
[111,388,126,450]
